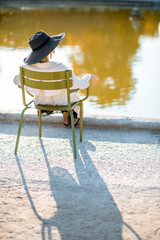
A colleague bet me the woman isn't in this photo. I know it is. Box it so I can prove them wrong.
[14,31,98,126]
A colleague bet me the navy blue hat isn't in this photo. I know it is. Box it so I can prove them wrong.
[24,31,65,64]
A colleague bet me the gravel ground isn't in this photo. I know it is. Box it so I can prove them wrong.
[0,121,160,240]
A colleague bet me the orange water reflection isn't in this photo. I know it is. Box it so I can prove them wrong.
[0,8,160,110]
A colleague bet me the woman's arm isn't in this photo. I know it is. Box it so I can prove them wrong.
[72,72,99,89]
[13,74,21,86]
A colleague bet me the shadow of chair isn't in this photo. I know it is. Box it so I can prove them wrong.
[15,139,142,240]
[14,67,89,158]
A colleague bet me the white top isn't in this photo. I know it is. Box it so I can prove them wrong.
[14,61,92,107]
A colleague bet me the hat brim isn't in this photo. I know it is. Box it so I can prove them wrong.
[24,33,65,64]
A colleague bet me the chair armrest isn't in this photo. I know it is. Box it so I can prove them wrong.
[71,87,89,110]
[80,87,89,102]
[18,85,34,97]
[70,87,89,101]
[26,91,34,97]
[70,88,79,93]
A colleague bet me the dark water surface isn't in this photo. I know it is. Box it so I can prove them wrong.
[0,8,160,117]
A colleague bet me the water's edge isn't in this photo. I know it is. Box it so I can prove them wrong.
[1,112,160,132]
[0,0,159,10]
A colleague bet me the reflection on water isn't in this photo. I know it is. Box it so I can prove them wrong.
[0,8,160,117]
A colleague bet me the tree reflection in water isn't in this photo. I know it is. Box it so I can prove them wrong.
[0,8,159,108]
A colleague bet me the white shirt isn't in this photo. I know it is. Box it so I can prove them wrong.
[14,61,92,117]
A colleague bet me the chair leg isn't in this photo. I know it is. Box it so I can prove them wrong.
[14,107,28,154]
[39,110,42,138]
[70,111,77,159]
[80,101,83,142]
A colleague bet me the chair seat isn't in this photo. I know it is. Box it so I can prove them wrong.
[35,102,79,112]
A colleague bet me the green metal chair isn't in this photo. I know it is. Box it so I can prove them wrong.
[14,67,89,158]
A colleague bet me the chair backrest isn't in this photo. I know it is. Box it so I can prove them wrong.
[20,67,73,90]
[20,67,73,107]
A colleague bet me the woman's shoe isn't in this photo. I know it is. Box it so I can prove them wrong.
[63,111,70,126]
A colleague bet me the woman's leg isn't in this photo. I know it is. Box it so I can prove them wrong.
[62,110,79,126]
[62,111,70,126]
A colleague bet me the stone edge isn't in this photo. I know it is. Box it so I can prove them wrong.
[0,112,160,132]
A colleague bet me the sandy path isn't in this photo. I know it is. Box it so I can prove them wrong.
[0,122,160,239]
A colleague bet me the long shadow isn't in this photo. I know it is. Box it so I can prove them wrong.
[75,142,142,240]
[15,139,142,240]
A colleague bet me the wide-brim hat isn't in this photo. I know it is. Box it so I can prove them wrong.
[24,31,65,64]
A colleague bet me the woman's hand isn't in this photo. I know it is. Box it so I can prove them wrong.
[91,75,99,83]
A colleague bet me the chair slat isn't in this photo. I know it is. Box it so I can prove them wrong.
[23,78,73,90]
[22,68,72,80]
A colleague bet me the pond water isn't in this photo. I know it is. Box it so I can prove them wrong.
[0,8,160,118]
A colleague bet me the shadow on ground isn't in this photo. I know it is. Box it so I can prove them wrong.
[15,138,142,240]
[0,121,159,146]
